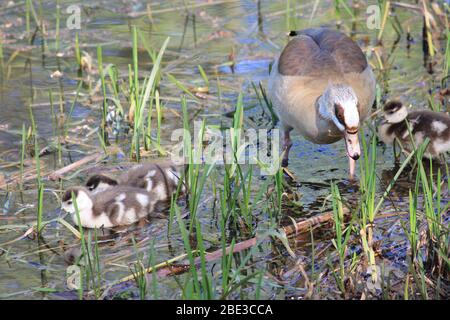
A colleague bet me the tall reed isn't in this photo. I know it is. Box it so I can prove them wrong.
[444,19,450,78]
[25,0,40,43]
[181,96,212,228]
[97,45,107,143]
[174,203,201,299]
[129,29,169,160]
[130,237,147,300]
[147,240,160,299]
[415,145,448,277]
[359,133,378,282]
[19,124,26,190]
[26,0,31,39]
[330,182,352,295]
[28,103,44,235]
[55,0,60,52]
[75,33,81,70]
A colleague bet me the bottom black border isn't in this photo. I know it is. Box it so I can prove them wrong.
[0,299,445,318]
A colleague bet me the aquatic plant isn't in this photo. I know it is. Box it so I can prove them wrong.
[330,182,352,295]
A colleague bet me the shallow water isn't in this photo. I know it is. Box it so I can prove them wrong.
[0,1,449,299]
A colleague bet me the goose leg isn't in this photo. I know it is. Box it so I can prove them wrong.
[281,126,297,182]
[281,126,293,168]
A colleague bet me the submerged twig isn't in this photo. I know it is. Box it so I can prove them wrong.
[107,209,341,291]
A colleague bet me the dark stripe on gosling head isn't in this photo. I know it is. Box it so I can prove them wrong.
[383,100,403,114]
[85,174,118,191]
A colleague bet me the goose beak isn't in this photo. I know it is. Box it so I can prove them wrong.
[344,128,360,161]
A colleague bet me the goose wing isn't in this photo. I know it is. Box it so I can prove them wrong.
[278,28,368,77]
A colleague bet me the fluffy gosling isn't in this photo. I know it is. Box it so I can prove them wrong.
[61,186,158,228]
[85,162,185,202]
[378,100,450,158]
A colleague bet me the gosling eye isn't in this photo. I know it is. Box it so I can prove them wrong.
[67,200,73,205]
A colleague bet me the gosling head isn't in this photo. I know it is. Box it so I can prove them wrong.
[383,100,407,124]
[85,174,118,193]
[319,84,361,161]
[61,187,93,214]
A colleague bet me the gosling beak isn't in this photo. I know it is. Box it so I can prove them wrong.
[344,128,360,161]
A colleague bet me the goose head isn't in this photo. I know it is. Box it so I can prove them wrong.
[61,187,93,214]
[318,84,361,161]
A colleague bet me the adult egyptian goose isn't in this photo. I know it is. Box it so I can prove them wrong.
[61,186,158,228]
[268,28,376,179]
[378,100,450,158]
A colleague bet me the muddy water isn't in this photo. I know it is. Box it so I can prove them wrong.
[0,1,448,299]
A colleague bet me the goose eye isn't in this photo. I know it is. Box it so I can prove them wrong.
[67,200,73,205]
[334,103,345,124]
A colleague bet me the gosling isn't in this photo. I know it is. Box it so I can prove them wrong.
[378,100,450,158]
[85,163,185,202]
[61,186,158,228]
